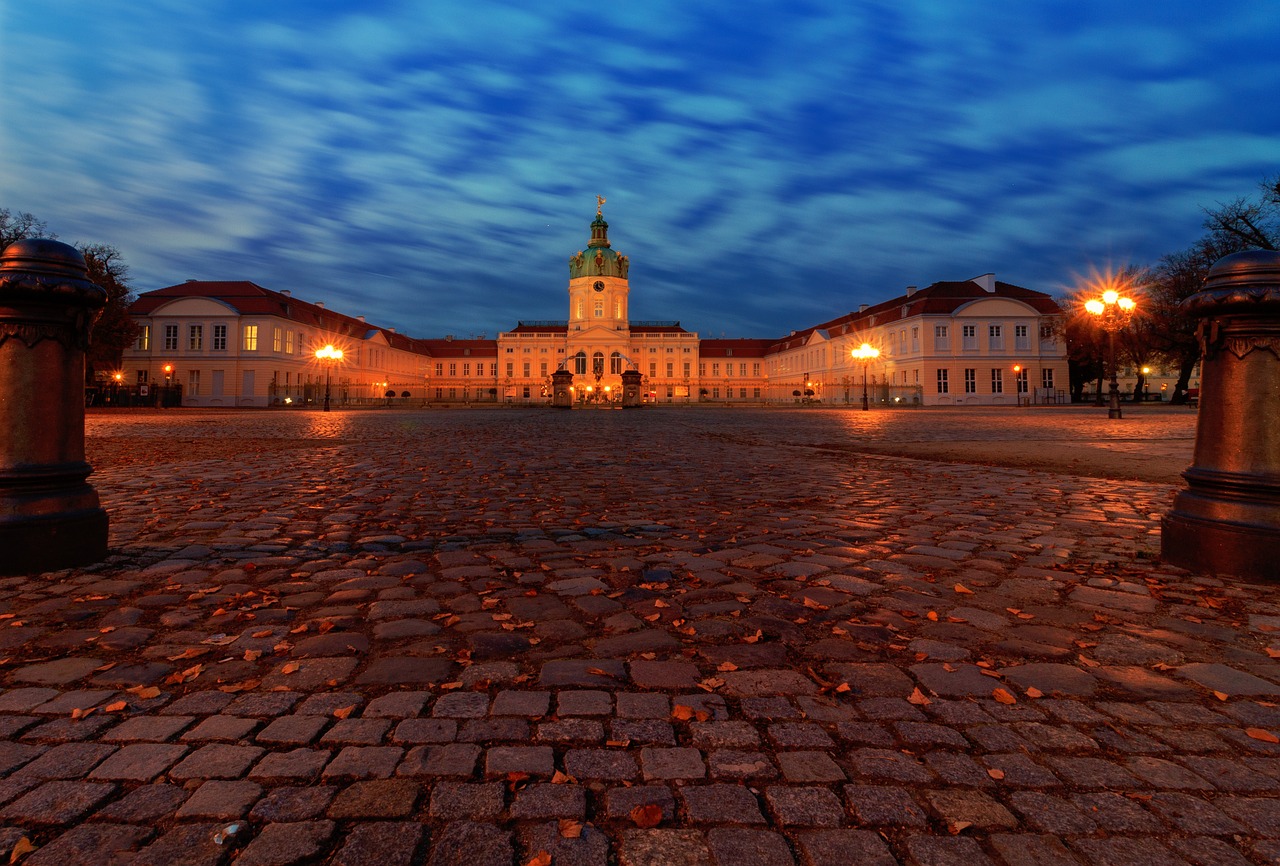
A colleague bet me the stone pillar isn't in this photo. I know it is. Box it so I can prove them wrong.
[552,368,574,408]
[1162,249,1280,580]
[621,369,643,407]
[0,239,108,574]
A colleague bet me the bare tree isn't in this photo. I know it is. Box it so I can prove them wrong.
[79,243,140,380]
[0,208,54,249]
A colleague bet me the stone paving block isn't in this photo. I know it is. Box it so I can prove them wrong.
[459,718,530,742]
[618,829,711,866]
[0,688,60,713]
[988,834,1083,866]
[398,743,479,778]
[764,786,846,827]
[432,777,506,818]
[1044,755,1145,789]
[719,669,817,697]
[224,691,302,717]
[130,820,229,866]
[101,714,193,743]
[706,827,795,866]
[31,690,119,715]
[169,743,265,781]
[328,778,420,818]
[88,743,188,781]
[356,658,455,686]
[565,748,638,781]
[611,719,675,746]
[1068,792,1163,833]
[794,830,896,866]
[680,783,765,824]
[237,820,336,866]
[1069,838,1185,866]
[11,658,101,686]
[491,690,550,717]
[425,820,512,866]
[320,718,392,745]
[249,785,337,822]
[690,721,759,749]
[21,713,116,743]
[606,785,675,822]
[248,748,332,783]
[486,745,555,778]
[159,690,235,716]
[519,820,610,866]
[14,742,115,779]
[392,718,457,744]
[180,714,260,742]
[537,719,606,743]
[843,784,928,826]
[432,692,490,718]
[510,782,587,819]
[321,746,403,780]
[93,782,188,823]
[1215,796,1280,835]
[827,662,915,697]
[1147,792,1245,835]
[1007,790,1098,834]
[616,692,671,719]
[330,821,425,866]
[776,750,846,783]
[640,747,705,781]
[22,822,151,866]
[629,660,701,689]
[362,691,431,718]
[256,714,329,746]
[0,780,117,824]
[906,835,997,866]
[846,748,932,783]
[174,779,262,819]
[296,692,363,716]
[558,690,613,716]
[539,660,627,687]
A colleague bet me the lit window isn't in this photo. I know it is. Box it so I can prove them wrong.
[243,325,258,351]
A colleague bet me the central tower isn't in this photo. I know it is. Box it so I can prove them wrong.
[568,196,630,332]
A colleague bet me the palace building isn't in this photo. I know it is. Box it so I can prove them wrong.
[122,204,1068,407]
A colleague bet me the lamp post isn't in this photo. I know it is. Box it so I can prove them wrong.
[315,344,344,412]
[851,343,880,411]
[1084,288,1136,419]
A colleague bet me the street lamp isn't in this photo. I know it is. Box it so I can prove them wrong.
[315,344,344,412]
[1084,288,1137,419]
[851,342,880,411]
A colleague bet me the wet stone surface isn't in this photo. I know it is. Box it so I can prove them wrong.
[0,406,1274,863]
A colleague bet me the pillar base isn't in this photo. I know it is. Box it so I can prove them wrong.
[0,508,108,575]
[1162,510,1280,581]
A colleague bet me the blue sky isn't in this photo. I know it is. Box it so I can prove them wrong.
[2,1,1276,339]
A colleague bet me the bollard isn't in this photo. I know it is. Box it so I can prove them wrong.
[0,239,108,574]
[1162,249,1280,580]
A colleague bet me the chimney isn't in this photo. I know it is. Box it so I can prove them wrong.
[357,316,365,322]
[905,286,917,297]
[389,328,395,334]
[185,278,197,283]
[859,304,869,313]
[973,274,995,293]
[281,289,291,297]
[315,301,325,308]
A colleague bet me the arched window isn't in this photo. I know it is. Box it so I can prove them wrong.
[573,351,587,374]
[610,351,623,374]
[594,301,603,318]
[592,352,605,375]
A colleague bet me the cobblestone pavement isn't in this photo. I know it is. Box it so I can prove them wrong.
[4,406,1277,865]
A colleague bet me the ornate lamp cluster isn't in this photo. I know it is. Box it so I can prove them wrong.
[1084,287,1137,419]
[315,343,344,412]
[851,342,880,411]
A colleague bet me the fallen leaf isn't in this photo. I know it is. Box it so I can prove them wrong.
[280,662,301,675]
[558,818,583,838]
[992,688,1016,705]
[551,770,575,784]
[251,630,273,639]
[947,820,973,834]
[1077,655,1100,668]
[585,667,616,678]
[71,707,96,720]
[1213,691,1230,702]
[1025,687,1044,699]
[743,629,763,644]
[439,681,463,690]
[717,662,739,672]
[802,597,828,610]
[9,836,36,863]
[217,679,260,693]
[333,705,356,719]
[672,705,695,721]
[644,613,661,622]
[954,584,974,595]
[630,803,663,828]
[524,852,552,866]
[1266,648,1280,659]
[907,687,931,706]
[926,611,939,621]
[1246,727,1280,743]
[103,701,128,713]
[243,650,262,662]
[125,686,162,700]
[987,768,1005,780]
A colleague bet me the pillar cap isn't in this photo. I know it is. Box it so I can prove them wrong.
[0,239,106,308]
[1183,249,1280,317]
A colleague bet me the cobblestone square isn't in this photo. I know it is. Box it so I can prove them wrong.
[1,405,1272,863]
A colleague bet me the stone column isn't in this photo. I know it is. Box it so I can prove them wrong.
[1162,249,1280,580]
[621,369,643,407]
[552,368,574,408]
[0,239,108,574]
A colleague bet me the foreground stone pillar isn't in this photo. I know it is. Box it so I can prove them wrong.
[1163,249,1280,579]
[0,239,108,574]
[552,369,574,408]
[621,369,643,407]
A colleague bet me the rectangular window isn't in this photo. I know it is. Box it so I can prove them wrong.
[964,368,976,393]
[1040,324,1054,340]
[991,368,1003,393]
[712,363,720,376]
[1016,367,1029,393]
[134,325,150,351]
[212,324,226,351]
[753,388,761,398]
[449,363,457,376]
[462,363,470,376]
[911,327,919,352]
[523,362,531,377]
[989,324,1003,350]
[506,362,514,377]
[683,362,690,377]
[435,363,443,376]
[136,370,148,383]
[188,325,203,350]
[1015,324,1030,351]
[243,325,258,351]
[540,362,547,376]
[1042,368,1054,390]
[934,325,949,350]
[739,388,747,399]
[188,369,200,396]
[962,324,977,350]
[164,324,178,351]
[713,387,720,399]
[739,363,747,376]
[666,362,674,377]
[699,364,706,376]
[649,362,656,378]
[753,363,760,376]
[285,331,295,354]
[936,369,949,394]
[272,327,282,352]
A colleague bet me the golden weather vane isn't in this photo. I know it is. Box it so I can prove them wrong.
[596,195,606,217]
